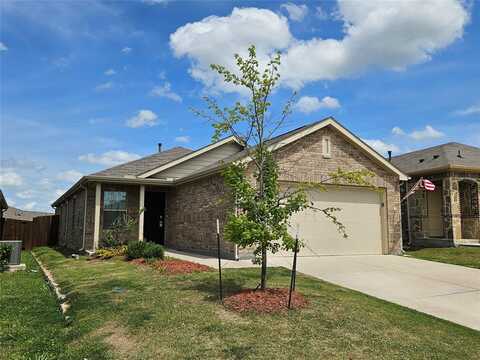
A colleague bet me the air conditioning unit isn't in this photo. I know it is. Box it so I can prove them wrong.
[0,240,22,265]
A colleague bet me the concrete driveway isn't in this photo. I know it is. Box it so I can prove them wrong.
[270,254,480,331]
[166,250,480,331]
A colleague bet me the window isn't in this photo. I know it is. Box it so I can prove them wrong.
[322,136,331,158]
[103,191,127,228]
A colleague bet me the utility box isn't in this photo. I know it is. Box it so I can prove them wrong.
[0,240,22,265]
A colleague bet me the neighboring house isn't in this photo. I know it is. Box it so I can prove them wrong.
[52,117,407,259]
[3,207,53,222]
[392,143,480,247]
[0,190,8,239]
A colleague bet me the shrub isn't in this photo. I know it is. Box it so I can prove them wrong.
[126,241,146,260]
[0,244,12,272]
[143,242,164,260]
[126,241,164,260]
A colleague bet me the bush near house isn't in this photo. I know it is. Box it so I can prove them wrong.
[126,241,164,260]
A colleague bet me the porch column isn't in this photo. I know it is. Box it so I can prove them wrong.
[443,176,461,240]
[138,185,145,241]
[93,183,102,250]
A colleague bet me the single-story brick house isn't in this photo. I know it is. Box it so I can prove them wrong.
[392,142,480,247]
[52,118,408,259]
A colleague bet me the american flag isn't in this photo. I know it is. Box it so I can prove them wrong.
[422,179,436,191]
[401,177,435,202]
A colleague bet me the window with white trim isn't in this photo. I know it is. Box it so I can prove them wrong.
[103,191,127,228]
[322,136,331,158]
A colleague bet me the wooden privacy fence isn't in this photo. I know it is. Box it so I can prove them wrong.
[1,215,59,250]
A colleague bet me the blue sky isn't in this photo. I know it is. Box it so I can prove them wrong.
[0,0,479,211]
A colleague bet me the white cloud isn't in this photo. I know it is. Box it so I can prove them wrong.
[409,125,444,141]
[454,105,480,116]
[315,5,328,20]
[282,0,469,88]
[16,190,35,199]
[175,136,191,143]
[294,96,340,114]
[150,82,182,102]
[280,3,308,22]
[95,81,113,92]
[170,7,292,93]
[121,47,132,54]
[363,139,400,155]
[104,68,116,76]
[393,125,444,141]
[391,126,406,136]
[171,1,469,91]
[125,110,160,128]
[79,150,141,166]
[0,42,8,52]
[57,170,82,182]
[23,201,37,211]
[0,171,23,187]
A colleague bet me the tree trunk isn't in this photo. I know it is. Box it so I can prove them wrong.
[260,244,267,289]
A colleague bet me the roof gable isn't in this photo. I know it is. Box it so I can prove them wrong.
[259,118,408,180]
[138,136,243,178]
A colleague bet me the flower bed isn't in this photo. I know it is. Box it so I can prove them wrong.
[223,288,308,314]
[131,258,213,275]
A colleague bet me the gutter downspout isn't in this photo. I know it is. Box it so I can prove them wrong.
[79,185,88,251]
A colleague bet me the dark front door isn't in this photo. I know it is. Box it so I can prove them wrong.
[144,191,166,245]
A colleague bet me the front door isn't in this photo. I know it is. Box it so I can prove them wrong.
[144,191,165,245]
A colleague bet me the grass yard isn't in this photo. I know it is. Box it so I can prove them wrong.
[0,252,108,360]
[406,247,480,269]
[2,247,479,360]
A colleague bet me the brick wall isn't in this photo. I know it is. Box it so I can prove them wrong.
[56,188,86,250]
[166,174,236,258]
[57,182,141,251]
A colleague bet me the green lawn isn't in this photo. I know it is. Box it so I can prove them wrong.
[0,252,108,360]
[406,247,480,269]
[2,247,479,359]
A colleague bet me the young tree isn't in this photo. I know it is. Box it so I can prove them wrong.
[195,45,373,289]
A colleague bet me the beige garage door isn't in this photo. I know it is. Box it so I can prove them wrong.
[286,186,384,256]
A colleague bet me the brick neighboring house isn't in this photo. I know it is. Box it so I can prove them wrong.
[52,118,407,259]
[392,143,480,247]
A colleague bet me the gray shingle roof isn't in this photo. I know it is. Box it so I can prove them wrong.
[4,207,53,221]
[91,146,192,177]
[391,142,480,175]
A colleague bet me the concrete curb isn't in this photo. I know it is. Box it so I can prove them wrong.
[31,251,71,319]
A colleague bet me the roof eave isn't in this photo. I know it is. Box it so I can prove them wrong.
[51,175,176,207]
[404,165,480,177]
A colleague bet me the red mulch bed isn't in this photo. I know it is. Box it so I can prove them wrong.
[130,258,212,275]
[223,288,308,314]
